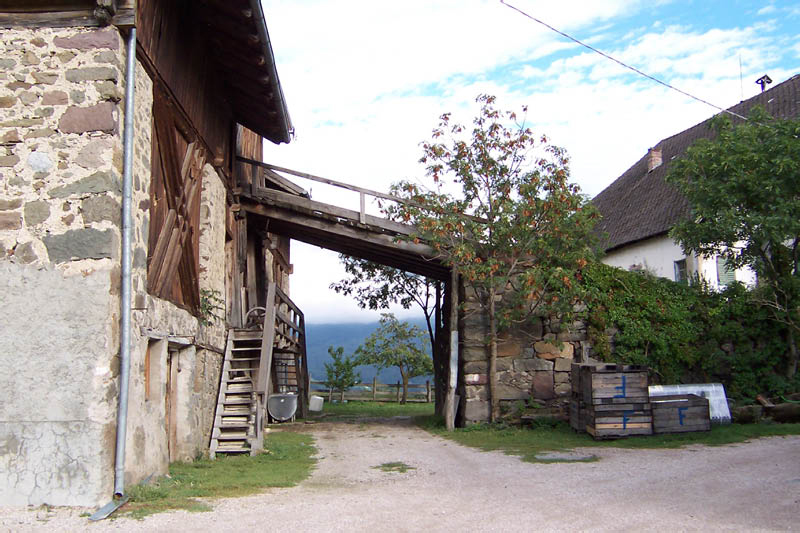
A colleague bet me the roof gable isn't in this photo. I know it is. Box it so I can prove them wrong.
[593,74,800,252]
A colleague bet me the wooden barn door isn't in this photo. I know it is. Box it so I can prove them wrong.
[147,83,206,312]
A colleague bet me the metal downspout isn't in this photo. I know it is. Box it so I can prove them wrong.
[115,25,137,498]
[90,27,137,521]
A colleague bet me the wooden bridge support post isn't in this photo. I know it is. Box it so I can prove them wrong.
[445,268,459,431]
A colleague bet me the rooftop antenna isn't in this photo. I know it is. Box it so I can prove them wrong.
[755,74,772,92]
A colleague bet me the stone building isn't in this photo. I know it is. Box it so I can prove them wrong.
[0,1,298,507]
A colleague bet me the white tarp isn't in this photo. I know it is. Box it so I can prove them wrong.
[649,383,731,424]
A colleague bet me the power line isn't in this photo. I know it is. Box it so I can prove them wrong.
[499,0,750,122]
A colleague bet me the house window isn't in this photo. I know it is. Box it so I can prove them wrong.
[717,256,736,287]
[674,258,688,283]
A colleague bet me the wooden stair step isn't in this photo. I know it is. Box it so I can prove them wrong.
[216,432,250,439]
[225,386,253,393]
[215,444,250,451]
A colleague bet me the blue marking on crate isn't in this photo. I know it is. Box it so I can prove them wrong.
[614,375,627,398]
[622,410,633,429]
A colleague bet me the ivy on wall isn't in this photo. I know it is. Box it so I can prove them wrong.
[582,263,798,400]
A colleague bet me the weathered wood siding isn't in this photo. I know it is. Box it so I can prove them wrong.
[137,0,231,169]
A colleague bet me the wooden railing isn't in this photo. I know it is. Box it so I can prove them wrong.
[310,378,434,404]
[254,282,310,419]
[239,156,412,226]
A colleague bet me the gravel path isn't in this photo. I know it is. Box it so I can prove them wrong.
[2,418,798,532]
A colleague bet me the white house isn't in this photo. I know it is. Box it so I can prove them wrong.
[593,74,799,289]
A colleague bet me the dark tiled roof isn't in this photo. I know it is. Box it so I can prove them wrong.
[593,74,800,252]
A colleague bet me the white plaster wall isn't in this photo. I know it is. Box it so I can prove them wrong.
[604,236,757,289]
[603,235,691,281]
[0,262,117,506]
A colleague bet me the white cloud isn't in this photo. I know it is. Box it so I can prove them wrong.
[259,1,800,322]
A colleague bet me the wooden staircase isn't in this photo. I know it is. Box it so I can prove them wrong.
[209,282,309,457]
[209,330,265,456]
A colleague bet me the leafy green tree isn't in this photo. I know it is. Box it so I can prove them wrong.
[355,313,434,403]
[330,255,439,349]
[667,107,800,378]
[387,94,598,421]
[330,256,446,412]
[323,346,361,400]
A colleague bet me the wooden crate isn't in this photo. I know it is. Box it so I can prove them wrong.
[651,394,711,434]
[580,364,649,405]
[571,363,595,398]
[569,398,586,432]
[585,402,653,439]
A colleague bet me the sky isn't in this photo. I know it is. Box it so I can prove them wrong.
[259,0,800,324]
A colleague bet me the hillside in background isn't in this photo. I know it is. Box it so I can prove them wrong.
[305,317,432,385]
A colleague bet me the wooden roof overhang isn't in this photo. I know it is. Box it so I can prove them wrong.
[194,0,292,145]
[0,1,135,28]
[239,188,450,281]
[0,1,292,146]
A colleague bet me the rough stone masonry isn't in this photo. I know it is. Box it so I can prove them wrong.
[0,26,126,506]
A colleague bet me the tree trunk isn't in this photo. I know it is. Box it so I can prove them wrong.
[787,327,798,379]
[401,371,409,404]
[488,290,499,422]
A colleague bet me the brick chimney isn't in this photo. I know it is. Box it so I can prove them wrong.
[647,147,662,172]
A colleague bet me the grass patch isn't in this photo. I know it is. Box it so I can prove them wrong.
[418,416,800,463]
[123,432,316,519]
[373,461,415,473]
[317,400,435,419]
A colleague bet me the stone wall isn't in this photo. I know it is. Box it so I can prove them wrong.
[123,59,228,484]
[460,286,593,424]
[0,26,126,506]
[0,25,232,505]
[0,26,124,270]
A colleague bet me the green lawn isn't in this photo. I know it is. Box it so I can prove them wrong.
[123,432,316,519]
[419,416,800,463]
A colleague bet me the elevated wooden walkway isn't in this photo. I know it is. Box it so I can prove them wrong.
[235,158,450,281]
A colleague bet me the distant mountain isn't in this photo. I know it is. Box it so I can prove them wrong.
[305,318,432,385]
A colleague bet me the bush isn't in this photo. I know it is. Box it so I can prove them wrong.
[583,262,799,400]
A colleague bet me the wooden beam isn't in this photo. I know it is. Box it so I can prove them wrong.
[241,202,437,259]
[262,168,307,197]
[257,283,277,396]
[445,268,459,431]
[243,203,449,280]
[247,186,418,237]
[0,10,97,27]
[239,157,408,206]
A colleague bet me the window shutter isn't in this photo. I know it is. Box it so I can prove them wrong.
[674,259,687,283]
[147,85,205,312]
[717,256,736,287]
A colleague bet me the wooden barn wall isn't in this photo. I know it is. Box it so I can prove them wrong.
[235,126,263,190]
[136,0,231,172]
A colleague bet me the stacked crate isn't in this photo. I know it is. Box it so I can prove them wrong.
[569,363,590,432]
[651,394,711,434]
[571,364,653,439]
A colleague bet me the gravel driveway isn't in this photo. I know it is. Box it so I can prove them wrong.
[2,417,798,532]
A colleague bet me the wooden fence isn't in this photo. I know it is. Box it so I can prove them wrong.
[309,378,434,403]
